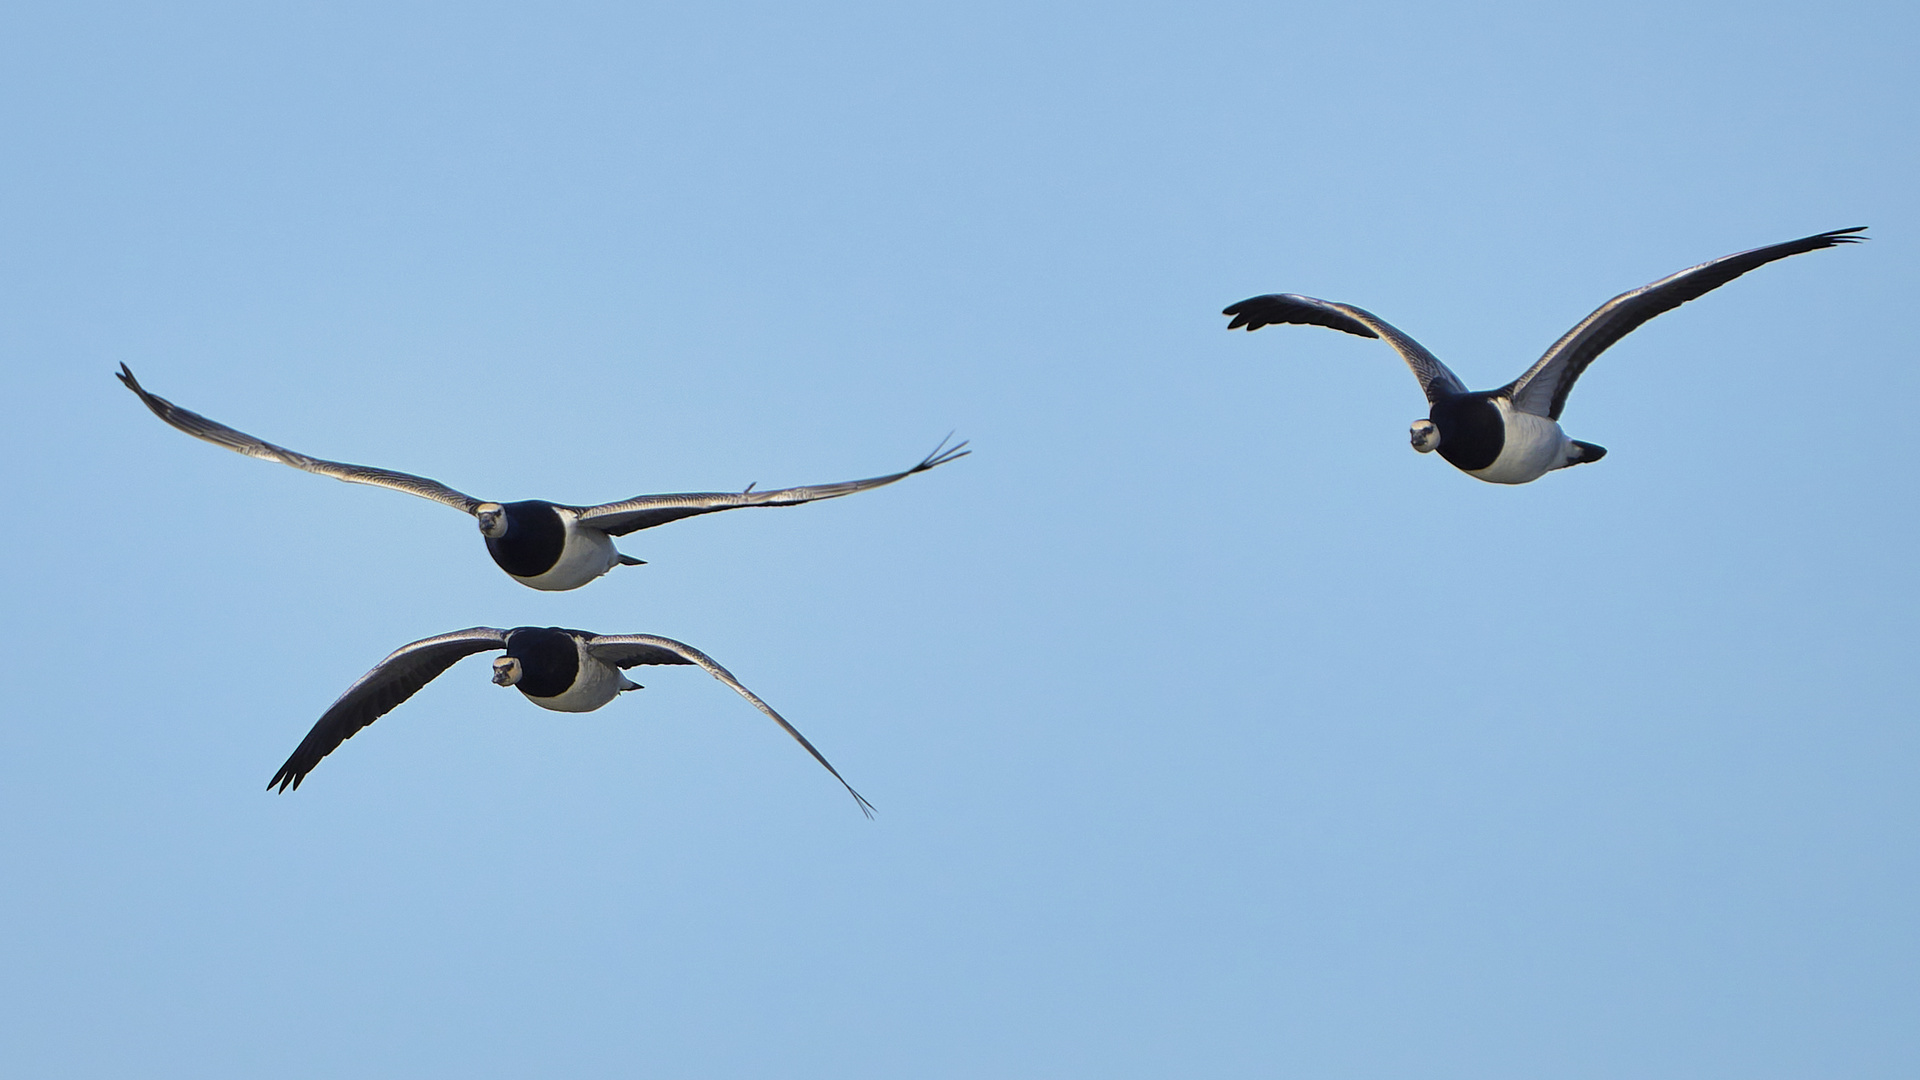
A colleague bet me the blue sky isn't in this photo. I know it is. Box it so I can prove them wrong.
[2,1,1914,1076]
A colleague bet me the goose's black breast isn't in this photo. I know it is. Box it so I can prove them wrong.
[486,501,566,577]
[1431,394,1505,473]
[503,627,579,698]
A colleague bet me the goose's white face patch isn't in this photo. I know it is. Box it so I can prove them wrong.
[491,656,522,686]
[476,503,507,539]
[1410,419,1441,453]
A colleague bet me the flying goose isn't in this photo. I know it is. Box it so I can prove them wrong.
[117,364,967,589]
[1223,227,1867,484]
[269,626,875,816]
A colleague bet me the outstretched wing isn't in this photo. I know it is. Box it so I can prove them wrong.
[270,628,508,792]
[1224,294,1468,404]
[586,633,876,818]
[569,436,968,537]
[1503,227,1868,419]
[117,364,486,514]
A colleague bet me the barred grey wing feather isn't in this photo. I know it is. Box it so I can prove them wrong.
[1223,294,1468,403]
[585,633,876,818]
[117,364,486,514]
[269,628,508,792]
[582,637,697,669]
[1503,227,1868,419]
[571,437,968,537]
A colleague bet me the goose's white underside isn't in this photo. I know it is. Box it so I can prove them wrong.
[1467,402,1582,485]
[520,637,638,713]
[510,509,627,591]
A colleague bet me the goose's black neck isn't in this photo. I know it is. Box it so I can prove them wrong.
[503,627,579,698]
[485,501,566,577]
[1430,392,1505,473]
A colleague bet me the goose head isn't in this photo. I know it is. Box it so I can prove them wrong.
[475,503,508,539]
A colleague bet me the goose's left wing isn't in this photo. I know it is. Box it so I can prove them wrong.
[117,365,487,514]
[568,437,967,537]
[1503,227,1868,419]
[586,634,875,818]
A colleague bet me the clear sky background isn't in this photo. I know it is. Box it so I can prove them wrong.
[1,1,1914,1076]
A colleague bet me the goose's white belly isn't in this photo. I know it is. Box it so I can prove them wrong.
[522,640,629,713]
[1469,407,1571,485]
[512,512,623,591]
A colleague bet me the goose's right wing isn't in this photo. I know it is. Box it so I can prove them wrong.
[269,628,508,792]
[1224,294,1468,403]
[586,633,875,818]
[1502,227,1868,419]
[117,365,486,515]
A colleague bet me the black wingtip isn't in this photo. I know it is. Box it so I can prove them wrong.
[915,432,971,471]
[1222,298,1263,330]
[1220,294,1381,338]
[268,758,310,793]
[1812,224,1873,245]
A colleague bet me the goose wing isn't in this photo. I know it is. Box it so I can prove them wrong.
[270,628,508,791]
[568,437,968,537]
[1503,227,1869,419]
[586,634,875,818]
[1223,294,1468,403]
[117,365,486,514]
